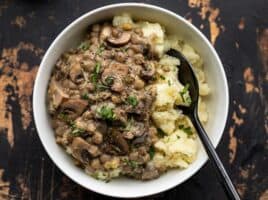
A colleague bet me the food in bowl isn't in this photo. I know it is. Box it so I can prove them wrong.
[47,14,210,181]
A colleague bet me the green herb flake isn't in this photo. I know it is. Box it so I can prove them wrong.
[96,44,105,55]
[58,112,69,122]
[157,128,165,137]
[81,93,89,100]
[91,62,102,85]
[149,146,155,160]
[182,83,190,93]
[123,159,138,168]
[95,62,101,74]
[78,41,90,51]
[69,122,85,136]
[96,83,109,91]
[159,75,166,80]
[97,106,115,121]
[104,76,114,86]
[178,125,193,136]
[178,124,184,129]
[168,80,171,86]
[126,96,138,107]
[179,83,192,105]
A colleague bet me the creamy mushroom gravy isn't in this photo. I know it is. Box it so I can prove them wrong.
[47,15,210,181]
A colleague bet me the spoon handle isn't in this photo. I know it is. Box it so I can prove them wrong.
[191,111,241,200]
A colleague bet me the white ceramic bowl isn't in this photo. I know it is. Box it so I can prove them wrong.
[33,3,229,198]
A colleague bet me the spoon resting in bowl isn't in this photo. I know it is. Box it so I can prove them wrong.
[167,49,241,200]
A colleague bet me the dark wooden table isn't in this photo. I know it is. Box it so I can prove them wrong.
[0,0,267,199]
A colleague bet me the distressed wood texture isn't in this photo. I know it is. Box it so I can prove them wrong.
[0,0,267,199]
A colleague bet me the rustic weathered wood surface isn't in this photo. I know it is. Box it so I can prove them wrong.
[0,0,267,199]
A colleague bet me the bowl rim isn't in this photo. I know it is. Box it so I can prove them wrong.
[33,2,229,198]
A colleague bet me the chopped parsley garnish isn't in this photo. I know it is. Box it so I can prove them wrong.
[157,128,165,137]
[58,112,69,122]
[181,83,190,93]
[58,114,85,136]
[91,62,101,85]
[104,76,114,86]
[123,159,138,168]
[168,80,171,86]
[159,75,166,80]
[78,41,90,51]
[96,44,105,55]
[178,125,193,136]
[97,106,115,121]
[126,96,138,107]
[121,47,128,52]
[70,126,85,136]
[179,83,192,105]
[96,83,109,91]
[81,93,89,100]
[149,146,155,159]
[95,62,101,73]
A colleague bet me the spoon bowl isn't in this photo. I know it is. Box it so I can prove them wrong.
[167,48,241,200]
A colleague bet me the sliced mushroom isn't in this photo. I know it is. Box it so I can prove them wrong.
[101,63,128,92]
[81,59,95,73]
[60,99,88,119]
[129,121,147,137]
[111,77,124,92]
[95,121,108,134]
[107,32,131,46]
[100,154,112,163]
[132,134,147,145]
[112,131,129,154]
[141,166,159,180]
[141,62,156,80]
[101,62,128,79]
[61,79,77,89]
[70,63,84,83]
[110,62,129,76]
[48,79,69,111]
[71,137,101,163]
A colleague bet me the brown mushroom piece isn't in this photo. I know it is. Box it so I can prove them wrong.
[141,165,159,180]
[132,134,147,145]
[71,137,101,164]
[107,31,131,46]
[81,59,95,73]
[60,99,88,119]
[101,63,128,92]
[141,62,156,80]
[48,79,69,111]
[129,121,147,137]
[70,63,84,83]
[112,131,129,154]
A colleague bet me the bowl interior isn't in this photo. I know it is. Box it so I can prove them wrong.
[33,3,229,198]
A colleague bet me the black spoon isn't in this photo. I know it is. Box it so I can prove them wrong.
[167,49,241,200]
